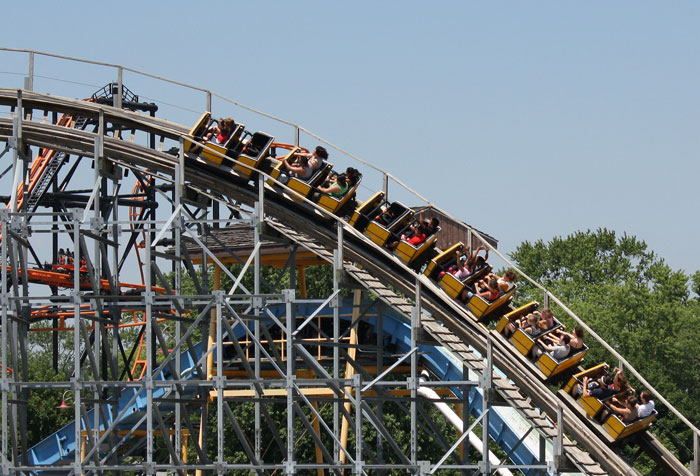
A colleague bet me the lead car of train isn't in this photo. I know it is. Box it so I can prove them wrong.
[183,112,657,444]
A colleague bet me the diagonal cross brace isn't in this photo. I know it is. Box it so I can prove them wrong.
[429,410,488,474]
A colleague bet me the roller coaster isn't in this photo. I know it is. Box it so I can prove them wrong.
[0,48,698,475]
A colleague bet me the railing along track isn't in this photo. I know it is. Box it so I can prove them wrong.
[0,89,692,476]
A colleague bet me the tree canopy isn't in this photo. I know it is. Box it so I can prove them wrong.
[510,228,700,464]
[19,228,700,472]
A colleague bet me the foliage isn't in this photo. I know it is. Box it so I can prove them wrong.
[510,228,700,467]
[30,229,700,473]
[24,353,74,448]
[20,316,146,449]
[218,262,344,300]
[187,396,478,475]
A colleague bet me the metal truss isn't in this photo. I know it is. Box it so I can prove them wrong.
[0,89,568,476]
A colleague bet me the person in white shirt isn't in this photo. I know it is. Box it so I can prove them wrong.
[535,334,571,361]
[637,390,655,418]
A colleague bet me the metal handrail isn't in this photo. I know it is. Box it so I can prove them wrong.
[0,47,210,94]
[461,221,700,438]
[1,47,697,453]
[0,48,432,207]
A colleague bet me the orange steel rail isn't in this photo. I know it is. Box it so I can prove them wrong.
[8,114,74,215]
[7,266,166,293]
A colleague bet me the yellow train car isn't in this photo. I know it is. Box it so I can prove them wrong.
[183,111,656,444]
[317,174,362,216]
[267,155,356,216]
[497,301,588,379]
[364,203,413,248]
[495,301,539,334]
[564,363,607,393]
[292,162,333,198]
[567,364,610,419]
[394,228,440,266]
[200,125,246,165]
[563,363,654,441]
[349,191,385,232]
[268,148,301,183]
[233,131,274,178]
[268,154,334,200]
[603,411,657,440]
[185,111,248,166]
[536,344,588,378]
[511,328,536,358]
[184,111,211,153]
[466,285,517,320]
[563,364,630,420]
[510,314,563,357]
[423,242,464,281]
[440,265,491,301]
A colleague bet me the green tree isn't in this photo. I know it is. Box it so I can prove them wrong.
[25,358,74,447]
[510,228,700,467]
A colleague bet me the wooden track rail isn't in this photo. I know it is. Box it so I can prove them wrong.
[0,88,692,476]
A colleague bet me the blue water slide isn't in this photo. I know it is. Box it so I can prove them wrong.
[26,299,543,473]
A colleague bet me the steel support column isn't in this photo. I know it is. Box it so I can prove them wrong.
[1,212,8,475]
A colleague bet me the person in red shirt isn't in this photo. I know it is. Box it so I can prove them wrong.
[387,220,425,250]
[404,221,426,245]
[460,275,500,304]
[202,117,236,144]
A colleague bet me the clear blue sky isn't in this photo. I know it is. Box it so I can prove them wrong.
[3,1,699,274]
